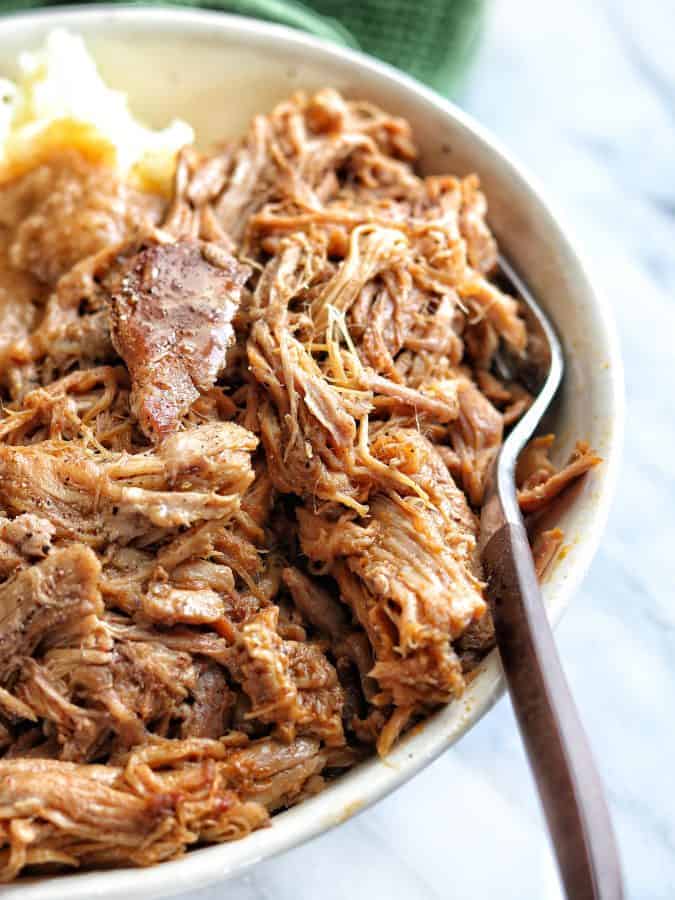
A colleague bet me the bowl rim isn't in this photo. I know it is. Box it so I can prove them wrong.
[0,6,625,899]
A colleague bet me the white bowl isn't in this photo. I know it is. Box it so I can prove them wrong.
[0,7,624,900]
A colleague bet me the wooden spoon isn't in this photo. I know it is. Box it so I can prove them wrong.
[479,258,623,899]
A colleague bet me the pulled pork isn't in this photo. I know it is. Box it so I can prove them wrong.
[0,89,598,881]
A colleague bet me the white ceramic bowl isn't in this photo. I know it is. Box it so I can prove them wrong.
[0,7,624,899]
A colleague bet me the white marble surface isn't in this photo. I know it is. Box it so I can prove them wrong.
[180,2,675,897]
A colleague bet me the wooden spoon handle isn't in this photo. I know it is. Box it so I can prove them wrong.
[482,521,623,900]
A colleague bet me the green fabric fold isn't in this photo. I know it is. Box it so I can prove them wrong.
[0,0,486,96]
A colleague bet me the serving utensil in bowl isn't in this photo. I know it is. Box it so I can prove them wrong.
[481,259,623,899]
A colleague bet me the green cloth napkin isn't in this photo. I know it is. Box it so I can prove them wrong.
[0,0,486,96]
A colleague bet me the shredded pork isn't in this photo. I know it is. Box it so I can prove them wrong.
[0,88,599,881]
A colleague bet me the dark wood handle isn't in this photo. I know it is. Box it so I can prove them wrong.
[483,521,623,900]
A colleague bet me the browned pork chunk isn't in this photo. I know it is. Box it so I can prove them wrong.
[232,606,345,747]
[159,421,258,492]
[517,436,601,514]
[106,240,250,441]
[0,445,238,546]
[298,429,486,725]
[0,545,102,678]
[446,376,504,507]
[0,514,55,581]
[180,660,234,739]
[0,425,255,547]
[0,735,326,880]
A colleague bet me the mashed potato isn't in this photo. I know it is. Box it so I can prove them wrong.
[0,29,193,191]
